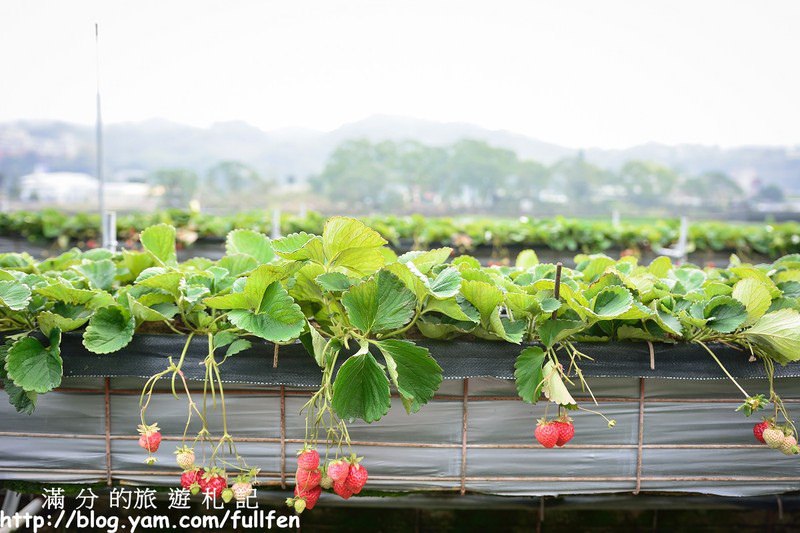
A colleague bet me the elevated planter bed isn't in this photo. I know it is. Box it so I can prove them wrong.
[1,336,799,498]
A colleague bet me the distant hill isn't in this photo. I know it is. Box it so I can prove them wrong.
[1,115,799,192]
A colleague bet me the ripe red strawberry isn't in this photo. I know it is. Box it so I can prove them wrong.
[294,485,322,511]
[199,468,228,498]
[534,420,559,448]
[297,448,320,471]
[326,460,350,482]
[180,467,204,490]
[753,420,770,444]
[344,463,368,494]
[554,418,575,447]
[137,423,161,453]
[333,480,353,500]
[295,468,321,491]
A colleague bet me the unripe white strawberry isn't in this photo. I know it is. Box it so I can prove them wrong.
[174,446,195,470]
[763,427,785,449]
[780,435,798,456]
[232,481,253,501]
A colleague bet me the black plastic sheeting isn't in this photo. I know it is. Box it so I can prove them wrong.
[57,333,800,386]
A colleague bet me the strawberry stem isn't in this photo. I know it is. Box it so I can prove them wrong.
[696,341,749,398]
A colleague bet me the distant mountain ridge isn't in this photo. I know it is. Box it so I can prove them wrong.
[1,115,798,192]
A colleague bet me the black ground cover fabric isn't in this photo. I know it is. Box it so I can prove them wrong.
[57,333,799,386]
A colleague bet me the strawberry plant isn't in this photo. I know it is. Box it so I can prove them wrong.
[3,209,800,258]
[2,216,800,505]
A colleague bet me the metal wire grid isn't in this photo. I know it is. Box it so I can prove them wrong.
[2,377,800,493]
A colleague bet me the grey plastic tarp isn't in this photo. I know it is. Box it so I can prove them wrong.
[1,335,799,498]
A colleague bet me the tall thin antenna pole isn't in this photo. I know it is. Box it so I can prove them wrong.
[95,23,109,249]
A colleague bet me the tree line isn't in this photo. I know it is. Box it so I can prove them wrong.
[309,139,784,214]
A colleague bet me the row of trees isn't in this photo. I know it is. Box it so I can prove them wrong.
[150,161,269,208]
[148,139,785,214]
[310,139,777,213]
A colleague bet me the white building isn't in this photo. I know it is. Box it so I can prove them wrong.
[18,170,155,209]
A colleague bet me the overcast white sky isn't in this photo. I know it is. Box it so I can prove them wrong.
[1,1,798,149]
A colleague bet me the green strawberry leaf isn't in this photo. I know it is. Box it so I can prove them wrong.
[428,267,461,299]
[35,281,96,305]
[342,270,416,334]
[460,279,503,321]
[315,272,354,292]
[217,254,258,277]
[300,323,335,367]
[383,262,429,301]
[704,295,747,333]
[375,339,442,414]
[398,248,452,274]
[134,269,183,298]
[140,224,177,266]
[37,310,88,336]
[204,291,249,310]
[225,339,252,358]
[4,381,37,414]
[0,341,37,414]
[515,249,539,269]
[5,329,62,393]
[423,296,479,323]
[331,350,391,423]
[590,286,633,318]
[732,278,772,326]
[323,217,387,275]
[673,268,706,294]
[647,256,673,278]
[73,259,116,291]
[225,229,275,264]
[272,232,325,263]
[744,309,800,363]
[227,281,305,343]
[538,319,585,349]
[487,310,526,343]
[82,305,136,354]
[514,346,546,404]
[0,280,31,311]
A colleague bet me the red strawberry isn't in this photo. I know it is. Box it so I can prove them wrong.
[344,463,368,494]
[297,448,320,471]
[180,467,204,490]
[534,420,559,448]
[295,468,321,491]
[754,420,770,444]
[333,481,353,500]
[554,418,575,447]
[326,460,350,482]
[294,485,322,511]
[199,468,228,498]
[137,423,161,453]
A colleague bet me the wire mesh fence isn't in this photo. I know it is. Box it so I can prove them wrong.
[2,374,799,497]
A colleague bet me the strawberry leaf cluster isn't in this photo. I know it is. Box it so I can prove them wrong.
[0,217,799,457]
